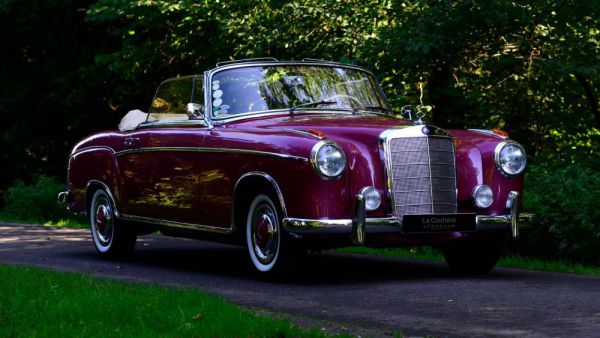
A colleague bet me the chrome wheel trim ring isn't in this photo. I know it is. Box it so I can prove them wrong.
[252,203,278,263]
[246,194,281,272]
[90,190,114,252]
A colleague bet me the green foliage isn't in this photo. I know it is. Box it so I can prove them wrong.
[0,0,598,188]
[523,163,600,264]
[0,0,598,263]
[535,128,600,168]
[0,264,327,337]
[0,176,84,226]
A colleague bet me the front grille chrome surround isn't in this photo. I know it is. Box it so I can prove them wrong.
[380,126,458,217]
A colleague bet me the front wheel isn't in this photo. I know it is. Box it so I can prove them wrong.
[89,189,136,259]
[441,239,505,275]
[246,194,289,273]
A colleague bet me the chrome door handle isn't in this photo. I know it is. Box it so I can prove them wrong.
[124,137,140,146]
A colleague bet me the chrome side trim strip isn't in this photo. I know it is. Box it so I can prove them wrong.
[114,147,308,162]
[284,129,324,140]
[468,129,507,139]
[119,213,233,234]
[70,146,116,158]
[85,180,233,235]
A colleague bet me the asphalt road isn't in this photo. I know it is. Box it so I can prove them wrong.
[1,223,600,337]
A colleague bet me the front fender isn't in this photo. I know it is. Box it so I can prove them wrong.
[449,130,525,215]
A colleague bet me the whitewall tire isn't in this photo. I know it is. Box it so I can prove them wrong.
[89,189,136,258]
[246,194,282,273]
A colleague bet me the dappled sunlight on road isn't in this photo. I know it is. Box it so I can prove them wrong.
[0,225,89,252]
[1,222,600,337]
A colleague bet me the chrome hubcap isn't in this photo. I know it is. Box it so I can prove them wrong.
[93,197,113,246]
[252,203,278,264]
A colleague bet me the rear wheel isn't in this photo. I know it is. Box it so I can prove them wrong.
[89,189,136,259]
[442,239,505,275]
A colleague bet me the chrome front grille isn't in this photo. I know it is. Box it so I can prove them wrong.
[387,136,457,216]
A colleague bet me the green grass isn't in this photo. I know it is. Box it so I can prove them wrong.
[496,256,600,276]
[338,246,445,262]
[0,264,329,337]
[337,246,600,277]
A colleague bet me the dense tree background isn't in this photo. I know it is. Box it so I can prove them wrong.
[0,0,598,261]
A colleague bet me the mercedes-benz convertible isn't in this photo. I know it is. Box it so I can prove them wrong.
[59,58,531,274]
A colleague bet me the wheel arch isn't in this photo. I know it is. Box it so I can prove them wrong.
[85,180,120,217]
[232,172,287,237]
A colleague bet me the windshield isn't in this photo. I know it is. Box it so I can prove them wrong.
[209,65,389,118]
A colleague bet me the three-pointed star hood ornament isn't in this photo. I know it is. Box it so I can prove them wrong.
[400,105,427,125]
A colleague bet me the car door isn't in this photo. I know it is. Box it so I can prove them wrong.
[118,76,212,226]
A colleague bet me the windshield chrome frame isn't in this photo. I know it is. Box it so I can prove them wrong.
[205,61,391,125]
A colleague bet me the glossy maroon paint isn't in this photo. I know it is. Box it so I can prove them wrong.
[66,110,524,245]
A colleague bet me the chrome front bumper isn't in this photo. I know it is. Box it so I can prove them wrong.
[282,191,533,245]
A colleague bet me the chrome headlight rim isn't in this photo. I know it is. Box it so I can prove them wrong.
[310,140,346,179]
[472,184,494,209]
[494,141,527,178]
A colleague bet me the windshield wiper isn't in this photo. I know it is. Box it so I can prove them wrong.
[289,100,335,115]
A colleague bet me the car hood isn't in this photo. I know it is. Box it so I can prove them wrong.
[229,113,412,141]
[226,112,513,212]
[228,112,505,153]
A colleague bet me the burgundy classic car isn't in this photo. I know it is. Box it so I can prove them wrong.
[59,58,531,274]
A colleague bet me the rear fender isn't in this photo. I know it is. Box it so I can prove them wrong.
[67,147,120,214]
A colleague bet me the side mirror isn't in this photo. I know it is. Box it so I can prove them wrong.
[186,103,205,119]
[187,102,213,129]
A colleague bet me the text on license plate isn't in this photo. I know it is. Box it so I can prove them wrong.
[402,214,476,233]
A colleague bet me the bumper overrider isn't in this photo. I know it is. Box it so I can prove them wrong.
[57,191,72,204]
[282,191,533,245]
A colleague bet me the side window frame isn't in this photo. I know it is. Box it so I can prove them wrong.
[141,75,208,128]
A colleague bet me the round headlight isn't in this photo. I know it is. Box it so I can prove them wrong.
[311,141,346,179]
[473,185,494,209]
[360,187,381,211]
[494,141,526,177]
